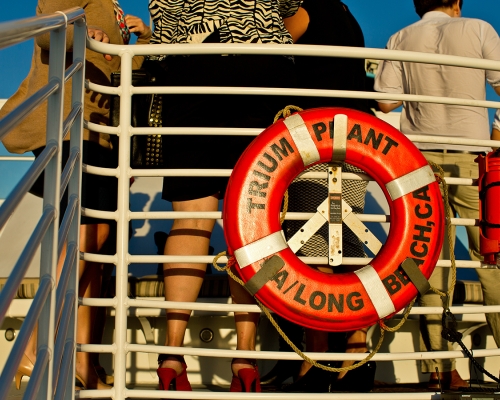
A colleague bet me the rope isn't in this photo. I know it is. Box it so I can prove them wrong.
[273,105,303,123]
[212,250,386,373]
[427,161,457,304]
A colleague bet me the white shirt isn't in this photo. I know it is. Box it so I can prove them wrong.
[493,109,500,131]
[374,11,500,151]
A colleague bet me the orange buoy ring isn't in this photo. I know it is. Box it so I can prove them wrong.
[223,108,444,331]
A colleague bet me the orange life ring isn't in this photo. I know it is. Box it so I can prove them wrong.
[223,108,444,331]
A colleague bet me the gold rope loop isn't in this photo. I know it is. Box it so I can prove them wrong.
[257,296,385,373]
[380,298,416,332]
[427,161,457,301]
[273,105,303,123]
[280,190,289,225]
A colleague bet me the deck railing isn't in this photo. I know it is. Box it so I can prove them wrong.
[2,6,500,400]
[0,7,86,400]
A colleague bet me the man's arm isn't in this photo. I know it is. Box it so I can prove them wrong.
[491,107,500,150]
[491,127,500,146]
[374,53,404,113]
[377,101,403,114]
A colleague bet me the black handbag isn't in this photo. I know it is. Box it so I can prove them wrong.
[109,59,166,168]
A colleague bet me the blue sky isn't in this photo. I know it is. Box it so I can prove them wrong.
[1,0,500,198]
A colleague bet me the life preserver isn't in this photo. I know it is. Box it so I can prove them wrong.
[223,108,444,332]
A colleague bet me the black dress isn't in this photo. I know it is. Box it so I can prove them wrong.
[294,0,372,113]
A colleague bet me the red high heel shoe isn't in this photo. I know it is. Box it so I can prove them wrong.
[230,361,261,392]
[157,355,192,391]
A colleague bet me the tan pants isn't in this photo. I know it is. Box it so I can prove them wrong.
[419,151,500,373]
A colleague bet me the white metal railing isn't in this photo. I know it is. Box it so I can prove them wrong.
[79,39,500,399]
[2,7,500,400]
[0,7,86,400]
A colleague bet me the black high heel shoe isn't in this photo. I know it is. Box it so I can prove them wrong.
[260,360,302,386]
[331,359,376,392]
[282,362,337,393]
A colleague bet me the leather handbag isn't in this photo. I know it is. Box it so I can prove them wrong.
[109,59,166,168]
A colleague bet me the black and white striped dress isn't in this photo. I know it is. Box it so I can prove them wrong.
[149,0,301,45]
[150,0,301,202]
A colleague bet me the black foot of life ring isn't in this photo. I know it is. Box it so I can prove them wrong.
[223,108,444,331]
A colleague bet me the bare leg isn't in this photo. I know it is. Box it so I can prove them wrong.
[336,328,368,380]
[228,273,260,375]
[90,262,114,383]
[74,222,112,389]
[159,195,218,374]
[296,329,329,378]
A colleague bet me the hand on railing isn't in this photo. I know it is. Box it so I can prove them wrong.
[87,27,112,61]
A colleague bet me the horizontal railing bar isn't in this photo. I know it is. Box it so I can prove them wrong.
[119,390,437,400]
[130,126,263,136]
[0,156,35,161]
[0,14,66,51]
[95,298,500,315]
[0,143,57,231]
[62,103,83,141]
[89,42,500,72]
[0,79,60,142]
[120,343,500,362]
[23,347,51,400]
[80,208,116,220]
[57,196,78,256]
[88,80,500,110]
[59,149,80,201]
[64,61,83,84]
[81,208,475,228]
[86,116,500,150]
[61,7,88,24]
[80,252,116,264]
[55,242,78,319]
[0,7,84,50]
[0,208,55,325]
[27,295,500,317]
[85,120,117,135]
[52,291,76,392]
[0,276,52,394]
[122,210,474,226]
[82,163,117,177]
[81,166,480,181]
[54,341,77,400]
[79,251,484,269]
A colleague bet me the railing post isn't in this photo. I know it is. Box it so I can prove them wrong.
[59,15,86,400]
[113,50,134,400]
[37,20,67,400]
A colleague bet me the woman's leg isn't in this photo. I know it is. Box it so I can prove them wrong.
[22,222,110,389]
[295,328,329,378]
[228,274,260,375]
[159,195,218,373]
[74,222,112,389]
[336,328,368,380]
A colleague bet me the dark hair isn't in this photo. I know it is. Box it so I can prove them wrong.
[413,0,463,18]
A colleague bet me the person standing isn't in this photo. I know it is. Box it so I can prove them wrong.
[260,0,376,393]
[1,0,151,390]
[147,0,301,394]
[375,0,500,390]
